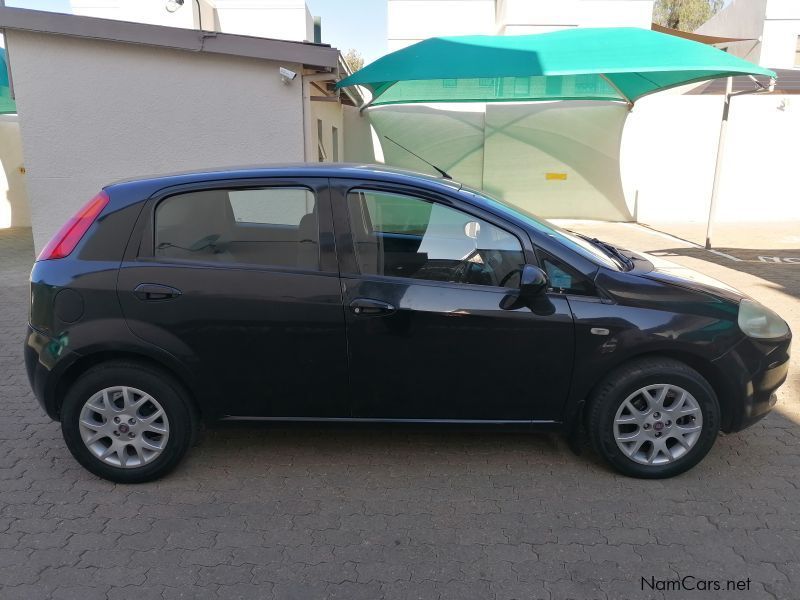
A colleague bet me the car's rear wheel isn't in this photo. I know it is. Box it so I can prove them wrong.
[61,361,196,483]
[588,358,720,478]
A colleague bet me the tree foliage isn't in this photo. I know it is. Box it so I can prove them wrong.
[343,49,365,73]
[654,0,725,32]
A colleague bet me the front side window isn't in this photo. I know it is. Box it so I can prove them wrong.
[348,189,525,288]
[155,187,319,270]
[462,188,622,270]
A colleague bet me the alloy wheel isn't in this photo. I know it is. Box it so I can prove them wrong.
[78,386,170,468]
[613,384,703,465]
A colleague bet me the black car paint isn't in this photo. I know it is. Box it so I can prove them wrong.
[26,165,791,434]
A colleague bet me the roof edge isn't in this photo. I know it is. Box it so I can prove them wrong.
[0,6,338,69]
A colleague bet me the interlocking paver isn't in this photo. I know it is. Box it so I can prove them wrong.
[0,224,798,599]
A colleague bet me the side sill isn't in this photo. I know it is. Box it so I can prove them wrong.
[220,416,562,428]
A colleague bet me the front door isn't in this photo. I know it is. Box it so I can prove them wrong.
[117,178,349,419]
[332,182,575,422]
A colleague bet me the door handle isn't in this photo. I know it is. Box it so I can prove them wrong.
[133,283,182,301]
[349,298,396,316]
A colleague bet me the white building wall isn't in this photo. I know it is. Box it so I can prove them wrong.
[214,0,313,41]
[71,0,215,30]
[620,96,724,223]
[71,0,313,41]
[6,30,306,251]
[388,0,497,51]
[695,0,800,69]
[760,19,800,69]
[705,94,800,222]
[499,0,654,33]
[619,93,800,224]
[388,0,654,49]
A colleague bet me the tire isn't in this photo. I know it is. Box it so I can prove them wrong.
[587,357,720,479]
[61,361,197,483]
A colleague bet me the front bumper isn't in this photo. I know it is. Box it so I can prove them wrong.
[714,333,791,432]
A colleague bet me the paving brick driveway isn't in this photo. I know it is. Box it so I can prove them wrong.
[1,224,798,600]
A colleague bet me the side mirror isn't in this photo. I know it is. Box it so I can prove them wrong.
[519,264,548,297]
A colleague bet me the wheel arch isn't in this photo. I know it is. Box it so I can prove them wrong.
[52,350,203,422]
[578,349,737,433]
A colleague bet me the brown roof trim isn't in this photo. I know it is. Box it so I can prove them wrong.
[0,6,339,69]
[651,23,755,45]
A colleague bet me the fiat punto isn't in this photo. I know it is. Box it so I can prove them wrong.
[25,165,791,482]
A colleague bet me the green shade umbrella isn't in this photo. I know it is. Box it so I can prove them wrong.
[336,27,776,107]
[0,47,16,114]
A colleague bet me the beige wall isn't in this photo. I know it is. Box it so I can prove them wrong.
[6,30,306,251]
[0,118,31,228]
[342,105,379,164]
[311,100,344,163]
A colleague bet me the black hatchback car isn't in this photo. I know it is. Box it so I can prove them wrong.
[26,165,791,482]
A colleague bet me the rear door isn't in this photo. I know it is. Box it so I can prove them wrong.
[331,180,575,422]
[117,177,349,419]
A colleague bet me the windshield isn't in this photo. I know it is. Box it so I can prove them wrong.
[463,189,622,270]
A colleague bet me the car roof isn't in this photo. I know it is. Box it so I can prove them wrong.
[105,163,463,198]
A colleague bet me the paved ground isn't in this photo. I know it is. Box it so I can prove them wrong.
[1,224,798,600]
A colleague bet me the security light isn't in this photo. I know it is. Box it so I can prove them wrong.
[165,0,185,13]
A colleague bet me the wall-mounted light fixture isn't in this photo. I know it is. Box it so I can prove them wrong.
[165,0,185,13]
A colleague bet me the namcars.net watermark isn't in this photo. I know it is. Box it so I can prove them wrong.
[642,575,752,593]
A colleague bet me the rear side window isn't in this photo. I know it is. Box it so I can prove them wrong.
[154,187,319,270]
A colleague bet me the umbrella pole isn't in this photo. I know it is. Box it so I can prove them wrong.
[705,76,733,250]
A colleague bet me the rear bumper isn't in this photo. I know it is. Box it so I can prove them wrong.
[714,333,791,432]
[25,324,78,421]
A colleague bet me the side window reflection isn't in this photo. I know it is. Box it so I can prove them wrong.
[348,189,525,288]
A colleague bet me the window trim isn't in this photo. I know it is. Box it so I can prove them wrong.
[127,177,337,275]
[341,184,531,292]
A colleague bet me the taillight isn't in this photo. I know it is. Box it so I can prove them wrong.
[37,191,110,261]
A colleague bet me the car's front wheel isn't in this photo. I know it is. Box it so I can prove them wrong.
[61,361,196,483]
[588,358,720,478]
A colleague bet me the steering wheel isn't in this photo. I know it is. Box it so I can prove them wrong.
[453,250,496,285]
[499,268,522,288]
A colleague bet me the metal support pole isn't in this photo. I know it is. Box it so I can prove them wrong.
[705,76,733,250]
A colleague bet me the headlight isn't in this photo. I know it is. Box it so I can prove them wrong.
[738,299,789,339]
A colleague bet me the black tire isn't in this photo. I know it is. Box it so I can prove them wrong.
[587,357,720,479]
[61,361,197,483]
